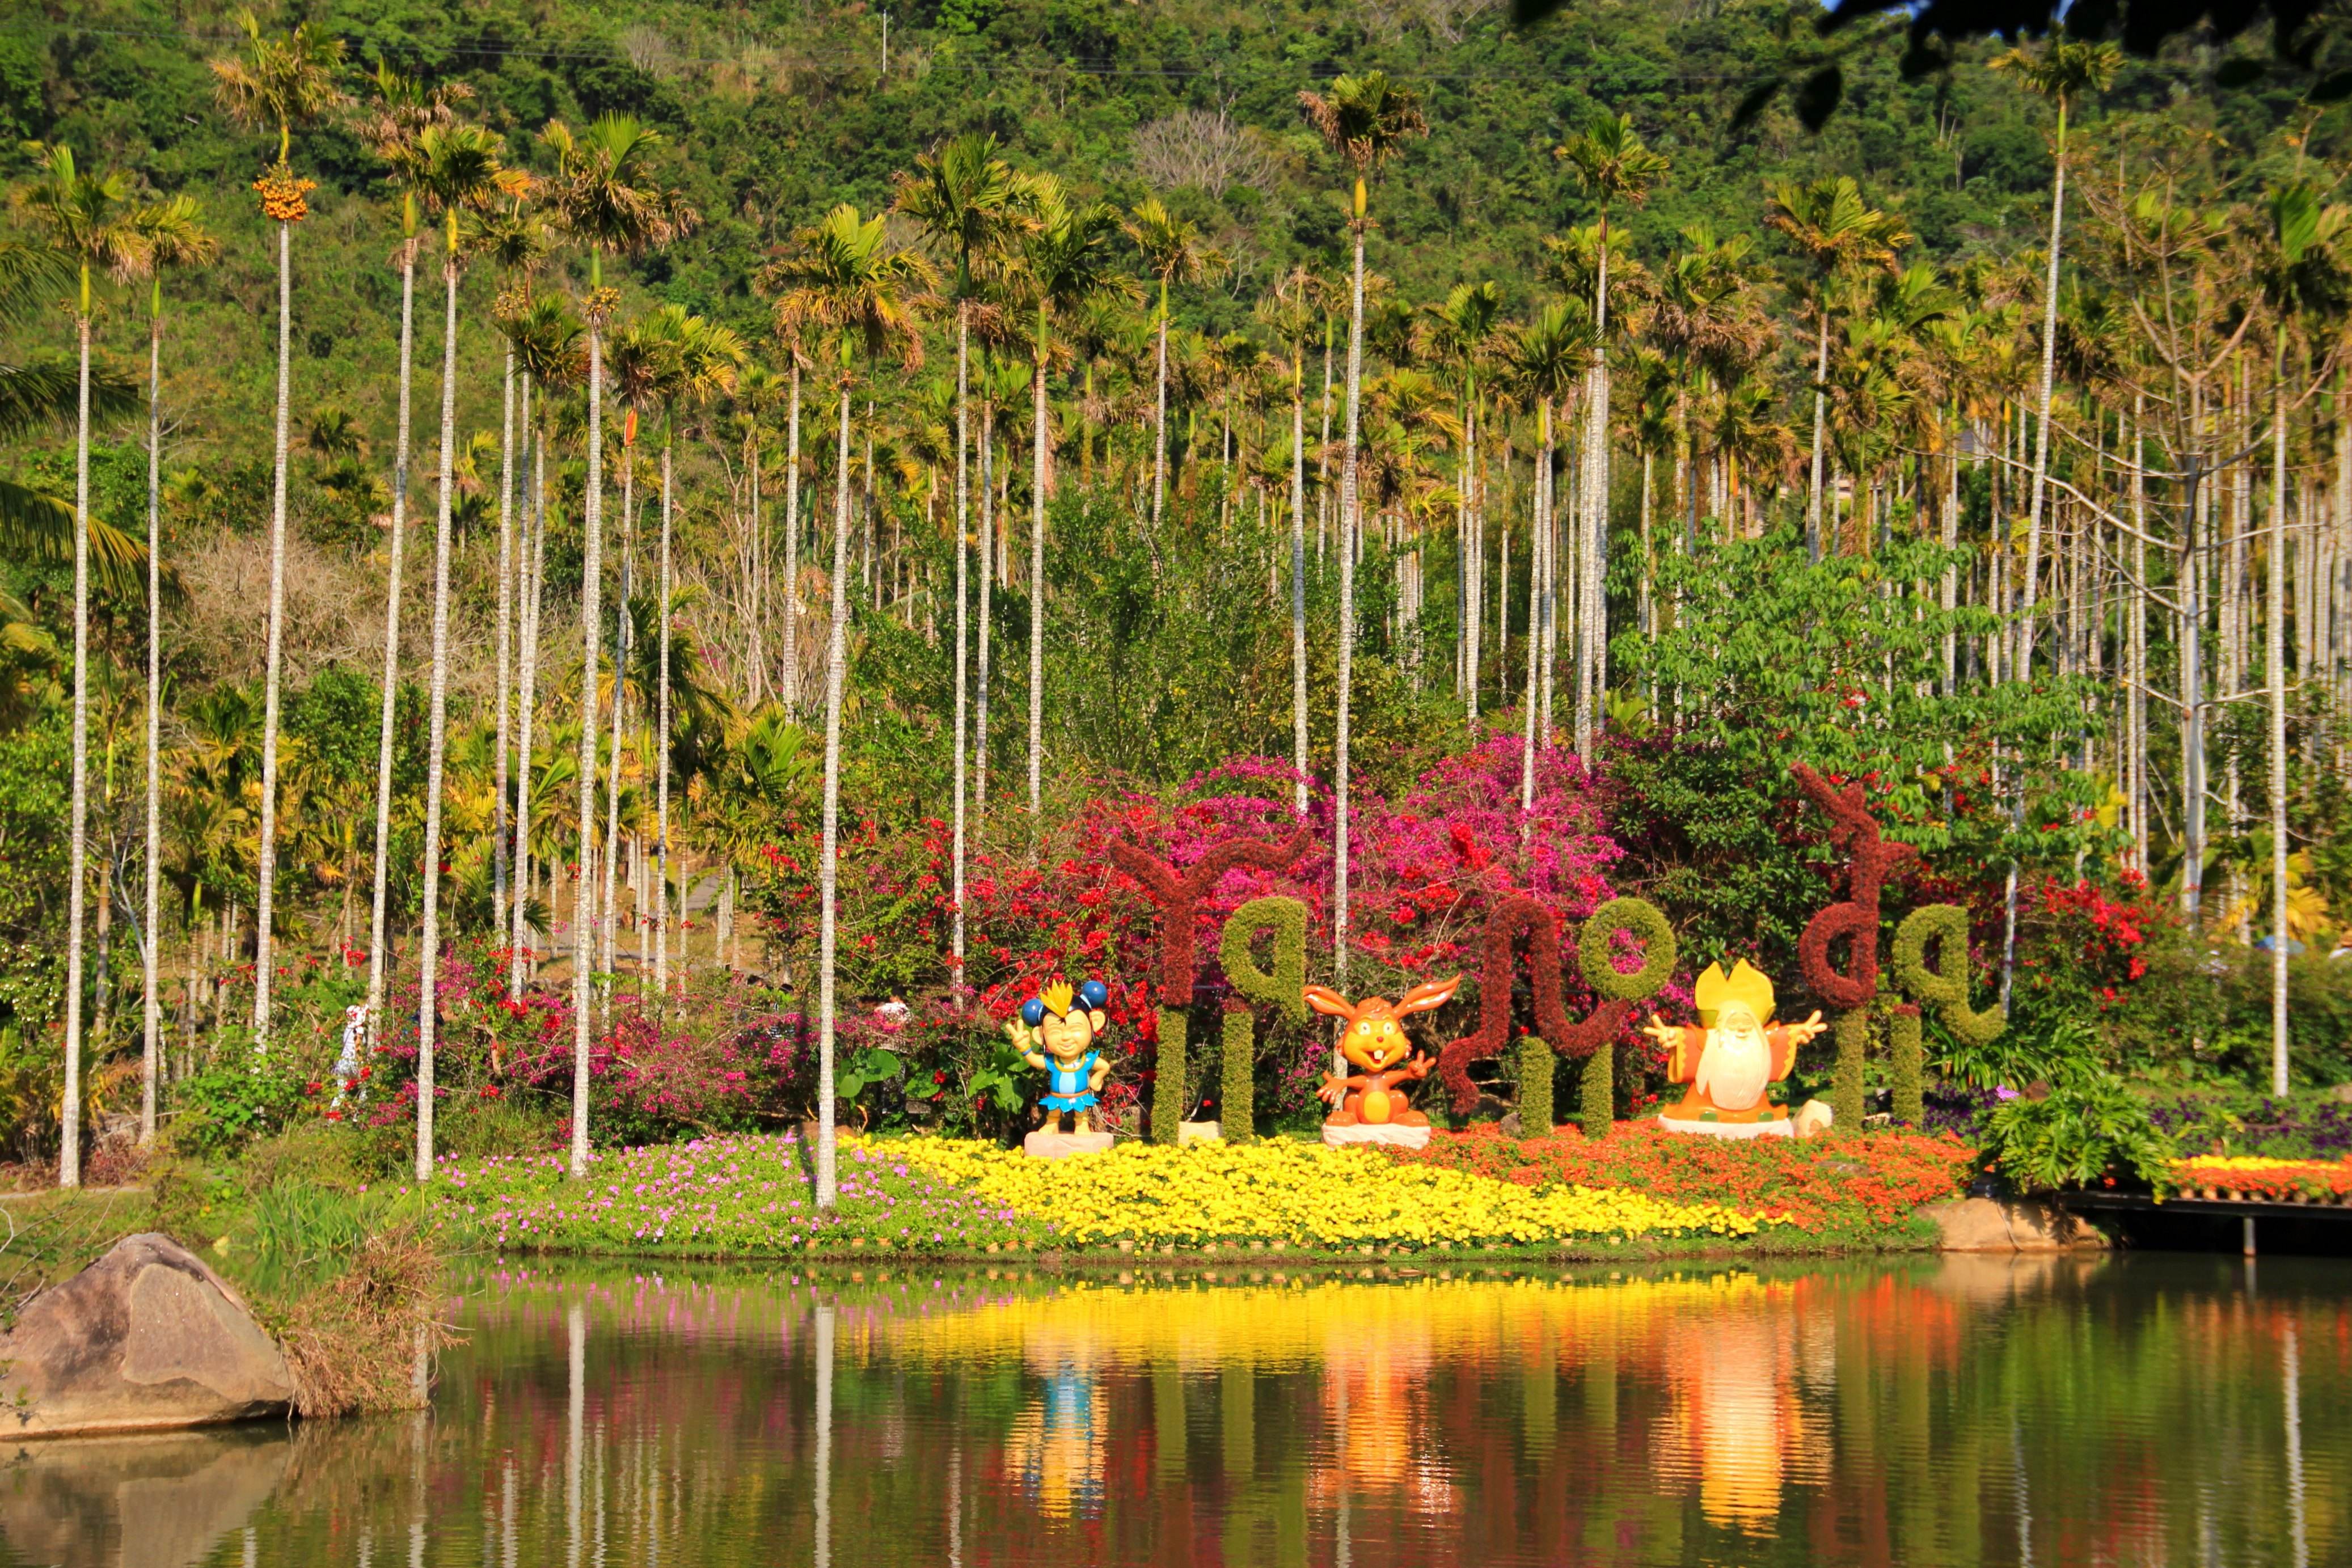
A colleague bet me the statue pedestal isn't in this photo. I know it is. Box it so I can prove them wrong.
[1657,1113,1794,1140]
[1177,1121,1221,1145]
[1023,1130,1115,1160]
[1321,1123,1430,1150]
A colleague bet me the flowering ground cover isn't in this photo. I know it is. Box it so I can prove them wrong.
[433,1135,1057,1256]
[1390,1122,1978,1234]
[889,1137,1764,1249]
[2169,1156,2352,1204]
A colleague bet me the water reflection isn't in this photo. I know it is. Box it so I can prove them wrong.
[1,1253,2343,1567]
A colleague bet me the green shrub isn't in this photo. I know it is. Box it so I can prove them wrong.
[1978,1076,2178,1195]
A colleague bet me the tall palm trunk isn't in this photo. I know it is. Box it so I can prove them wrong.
[1290,352,1308,814]
[510,376,541,998]
[414,247,461,1182]
[976,405,994,811]
[1579,233,1611,757]
[655,430,674,999]
[601,454,635,988]
[815,370,855,1211]
[140,291,164,1147]
[783,367,802,711]
[1463,392,1480,727]
[952,304,970,976]
[493,344,516,950]
[1522,399,1549,818]
[2270,341,2291,1094]
[366,231,419,1028]
[1028,329,1049,852]
[1334,199,1365,984]
[1151,291,1170,532]
[252,218,294,1039]
[1806,305,1829,567]
[61,304,93,1186]
[2019,95,2071,684]
[570,291,607,1181]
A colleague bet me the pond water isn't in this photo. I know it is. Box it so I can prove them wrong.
[1,1253,2343,1567]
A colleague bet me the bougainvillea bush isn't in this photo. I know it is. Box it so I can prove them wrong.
[1391,1122,1977,1236]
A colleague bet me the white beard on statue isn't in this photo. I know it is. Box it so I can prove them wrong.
[1695,1021,1772,1113]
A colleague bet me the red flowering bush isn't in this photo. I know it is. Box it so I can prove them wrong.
[1393,1120,1977,1233]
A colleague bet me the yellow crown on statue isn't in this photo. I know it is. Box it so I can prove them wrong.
[1038,980,1076,1018]
[1692,960,1775,1027]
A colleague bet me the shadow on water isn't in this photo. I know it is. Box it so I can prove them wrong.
[3,1251,2346,1566]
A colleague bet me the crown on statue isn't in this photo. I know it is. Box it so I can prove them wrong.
[1038,980,1076,1018]
[1693,960,1775,1028]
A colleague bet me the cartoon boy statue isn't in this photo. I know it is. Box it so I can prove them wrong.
[1007,979,1114,1135]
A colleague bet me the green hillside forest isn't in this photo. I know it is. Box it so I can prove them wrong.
[1,0,2349,1181]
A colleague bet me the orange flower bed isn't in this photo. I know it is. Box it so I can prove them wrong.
[1391,1121,1978,1233]
[2169,1156,2352,1204]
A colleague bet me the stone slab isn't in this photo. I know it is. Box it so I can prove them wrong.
[1924,1197,2111,1253]
[1658,1113,1795,1140]
[1177,1121,1221,1145]
[1023,1130,1115,1160]
[1321,1123,1430,1150]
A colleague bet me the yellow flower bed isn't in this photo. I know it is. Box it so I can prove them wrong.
[888,1136,1768,1248]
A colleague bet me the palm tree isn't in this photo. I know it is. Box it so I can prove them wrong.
[210,10,347,1042]
[764,204,935,1209]
[1260,271,1323,810]
[354,62,467,1034]
[125,195,213,1149]
[408,121,512,1181]
[1555,111,1667,756]
[501,294,585,996]
[543,112,697,1178]
[1015,179,1133,848]
[652,309,746,998]
[1501,302,1592,815]
[10,145,150,1185]
[1992,35,2120,681]
[1124,198,1222,535]
[1764,176,1909,565]
[1298,70,1425,984]
[892,131,1025,987]
[1428,280,1503,726]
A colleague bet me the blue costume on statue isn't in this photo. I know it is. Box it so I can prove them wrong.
[1012,979,1114,1135]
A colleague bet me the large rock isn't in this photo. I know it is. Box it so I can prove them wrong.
[1924,1197,2110,1253]
[0,1233,294,1439]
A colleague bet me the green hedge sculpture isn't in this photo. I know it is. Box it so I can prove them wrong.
[1889,1005,1924,1126]
[1891,903,2007,1049]
[1515,1035,1553,1136]
[1219,897,1310,1023]
[1152,1007,1186,1143]
[1220,1001,1255,1144]
[1570,897,1675,1140]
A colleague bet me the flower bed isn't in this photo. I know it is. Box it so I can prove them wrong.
[432,1135,1056,1256]
[2169,1156,2352,1205]
[889,1137,1764,1248]
[1390,1122,1977,1233]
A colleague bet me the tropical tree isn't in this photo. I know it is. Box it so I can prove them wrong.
[1555,110,1667,755]
[1261,269,1324,809]
[126,194,213,1148]
[1763,176,1909,565]
[1124,197,1222,535]
[1427,279,1503,725]
[543,112,697,1177]
[409,120,513,1181]
[209,10,347,1041]
[10,143,151,1185]
[1992,35,2120,681]
[763,204,935,1208]
[1014,179,1133,847]
[892,131,1025,982]
[1297,70,1426,983]
[1501,301,1593,813]
[354,62,467,1033]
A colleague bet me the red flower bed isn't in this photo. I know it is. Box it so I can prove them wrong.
[1391,1120,1977,1233]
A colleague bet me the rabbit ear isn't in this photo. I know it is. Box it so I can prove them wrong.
[1303,986,1359,1021]
[1394,974,1463,1017]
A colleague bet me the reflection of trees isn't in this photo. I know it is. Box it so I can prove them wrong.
[204,1262,2343,1567]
